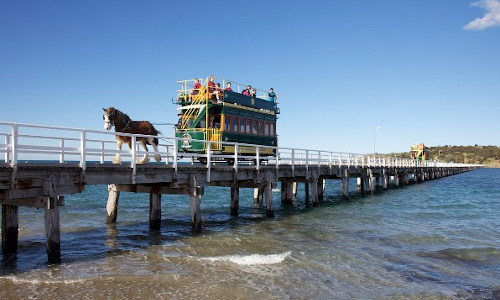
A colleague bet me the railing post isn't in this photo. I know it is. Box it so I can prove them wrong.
[80,130,86,170]
[100,141,105,164]
[206,142,211,182]
[131,135,136,184]
[4,134,10,163]
[291,149,295,176]
[165,145,170,165]
[234,144,238,172]
[306,150,309,172]
[11,124,18,167]
[173,137,178,171]
[59,139,65,163]
[256,146,260,171]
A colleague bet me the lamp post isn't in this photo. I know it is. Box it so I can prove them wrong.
[374,126,381,155]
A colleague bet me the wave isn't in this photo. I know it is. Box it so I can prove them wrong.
[195,251,292,266]
[0,276,90,285]
[421,247,500,263]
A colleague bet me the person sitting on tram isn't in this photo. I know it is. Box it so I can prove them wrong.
[190,78,202,100]
[268,88,277,102]
[225,82,233,92]
[251,89,257,98]
[214,82,223,103]
[242,85,251,96]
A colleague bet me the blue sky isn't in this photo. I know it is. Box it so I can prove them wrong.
[1,0,499,153]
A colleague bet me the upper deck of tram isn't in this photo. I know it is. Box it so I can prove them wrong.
[176,76,279,113]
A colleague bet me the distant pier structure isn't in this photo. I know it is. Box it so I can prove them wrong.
[0,122,481,263]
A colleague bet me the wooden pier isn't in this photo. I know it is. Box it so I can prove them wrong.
[0,122,481,263]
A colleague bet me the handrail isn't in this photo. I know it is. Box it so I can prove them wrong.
[0,121,482,184]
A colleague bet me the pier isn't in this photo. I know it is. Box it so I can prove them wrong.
[0,122,481,263]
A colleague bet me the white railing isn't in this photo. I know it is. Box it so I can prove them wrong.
[0,122,482,183]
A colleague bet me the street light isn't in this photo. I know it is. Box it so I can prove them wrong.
[374,126,381,155]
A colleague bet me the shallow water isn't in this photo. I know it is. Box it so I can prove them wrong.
[1,169,499,299]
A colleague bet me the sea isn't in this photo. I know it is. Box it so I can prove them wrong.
[0,168,499,299]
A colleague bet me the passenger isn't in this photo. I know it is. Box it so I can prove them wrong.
[268,88,277,102]
[251,89,257,98]
[207,76,216,93]
[190,78,202,100]
[224,82,233,92]
[242,85,251,96]
[214,82,223,103]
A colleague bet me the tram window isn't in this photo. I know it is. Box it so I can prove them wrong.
[265,122,270,135]
[240,118,245,133]
[225,116,230,131]
[232,117,238,132]
[246,119,250,133]
[270,123,275,136]
[259,121,264,135]
[252,120,257,134]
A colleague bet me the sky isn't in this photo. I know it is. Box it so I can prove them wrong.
[1,0,499,154]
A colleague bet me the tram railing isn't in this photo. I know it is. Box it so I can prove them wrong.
[0,122,482,183]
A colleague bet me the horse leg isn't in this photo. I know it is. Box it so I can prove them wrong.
[150,137,161,162]
[137,140,150,164]
[113,139,123,164]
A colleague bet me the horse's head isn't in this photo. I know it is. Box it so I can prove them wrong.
[103,107,116,131]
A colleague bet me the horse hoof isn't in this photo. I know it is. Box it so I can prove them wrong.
[138,156,150,164]
[112,157,121,164]
[154,154,161,162]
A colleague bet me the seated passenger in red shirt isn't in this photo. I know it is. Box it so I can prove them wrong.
[190,78,201,100]
[224,82,233,92]
[242,85,251,96]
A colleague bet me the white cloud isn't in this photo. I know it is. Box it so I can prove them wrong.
[463,0,500,30]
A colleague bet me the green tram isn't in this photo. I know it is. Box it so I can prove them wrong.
[174,76,278,161]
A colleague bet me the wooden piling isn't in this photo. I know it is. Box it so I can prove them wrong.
[149,193,161,230]
[230,187,239,216]
[106,184,120,224]
[317,179,325,200]
[292,182,298,198]
[189,175,202,232]
[341,169,350,200]
[2,204,18,254]
[253,188,263,205]
[311,178,319,207]
[264,183,274,217]
[44,197,60,264]
[305,182,310,207]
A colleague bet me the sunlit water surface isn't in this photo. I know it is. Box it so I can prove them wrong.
[1,168,499,299]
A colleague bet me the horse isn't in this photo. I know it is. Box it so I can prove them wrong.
[103,107,162,164]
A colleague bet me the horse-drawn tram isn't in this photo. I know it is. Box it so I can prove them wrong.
[175,76,279,162]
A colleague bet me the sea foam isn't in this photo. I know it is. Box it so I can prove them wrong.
[196,251,292,266]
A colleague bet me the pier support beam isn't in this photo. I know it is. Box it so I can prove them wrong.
[292,182,298,198]
[341,169,350,200]
[253,188,263,205]
[357,177,366,195]
[264,183,274,217]
[376,176,381,189]
[149,193,161,230]
[304,182,310,207]
[317,179,325,201]
[311,178,319,207]
[394,174,400,187]
[106,184,120,224]
[281,182,294,205]
[189,176,202,232]
[230,187,239,216]
[382,172,388,190]
[2,204,18,254]
[44,197,61,264]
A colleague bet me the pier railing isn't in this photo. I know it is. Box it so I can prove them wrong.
[0,122,481,182]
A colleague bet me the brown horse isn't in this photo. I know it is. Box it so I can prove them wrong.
[103,107,161,164]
